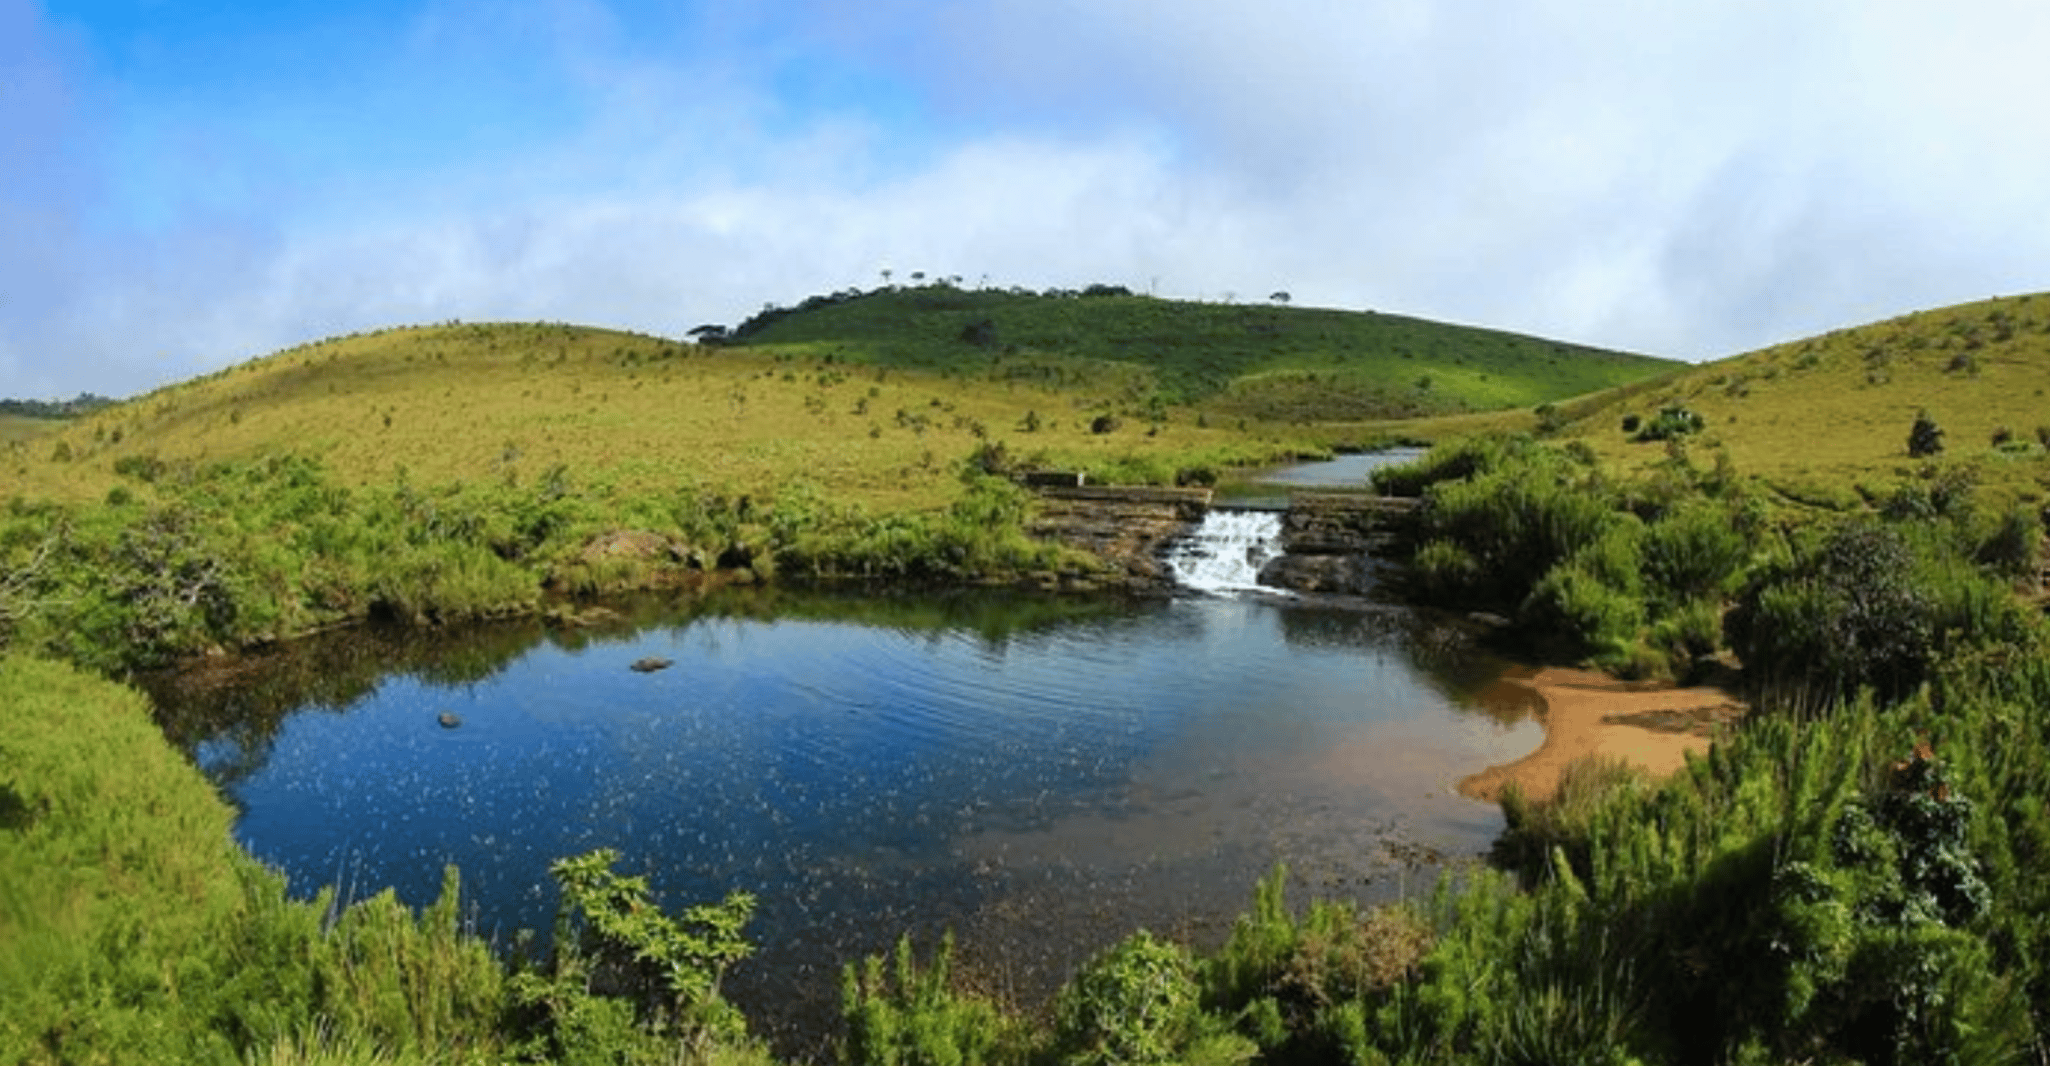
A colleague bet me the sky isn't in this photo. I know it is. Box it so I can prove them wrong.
[4,0,2049,399]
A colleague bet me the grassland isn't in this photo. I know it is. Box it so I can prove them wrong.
[730,285,1673,419]
[1549,292,2050,513]
[0,323,1279,512]
[0,291,1675,513]
[0,415,60,446]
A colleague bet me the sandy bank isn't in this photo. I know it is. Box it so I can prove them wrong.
[1457,666,1746,804]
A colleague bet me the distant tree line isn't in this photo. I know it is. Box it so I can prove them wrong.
[716,281,1146,344]
[0,393,116,419]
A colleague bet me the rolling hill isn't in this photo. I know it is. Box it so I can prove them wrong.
[1,288,1678,509]
[724,284,1675,420]
[1550,292,2050,511]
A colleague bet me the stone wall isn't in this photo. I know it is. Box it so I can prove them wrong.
[1025,485,1213,585]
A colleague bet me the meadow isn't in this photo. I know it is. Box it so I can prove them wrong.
[0,415,58,447]
[1551,293,2050,514]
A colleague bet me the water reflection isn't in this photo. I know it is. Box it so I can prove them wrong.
[146,586,1536,1059]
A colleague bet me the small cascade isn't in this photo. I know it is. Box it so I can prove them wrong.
[1167,509,1286,594]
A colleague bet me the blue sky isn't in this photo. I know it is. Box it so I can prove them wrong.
[5,0,2050,399]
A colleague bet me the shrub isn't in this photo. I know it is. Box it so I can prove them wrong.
[842,935,1026,1066]
[1522,562,1646,665]
[1725,521,1934,701]
[1633,406,1705,443]
[1053,932,1213,1066]
[1639,502,1748,605]
[1976,506,2043,581]
[1908,409,1945,457]
[1369,435,1533,497]
[1418,452,1619,608]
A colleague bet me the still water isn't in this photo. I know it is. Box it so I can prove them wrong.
[149,454,1537,1054]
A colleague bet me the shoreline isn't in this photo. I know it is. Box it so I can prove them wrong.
[1457,666,1747,804]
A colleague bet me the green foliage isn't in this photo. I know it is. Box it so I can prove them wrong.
[1523,558,1646,667]
[840,934,1027,1066]
[1975,505,2043,580]
[1368,434,1533,497]
[1638,501,1749,606]
[1726,521,1936,702]
[0,655,514,1065]
[1414,447,1617,609]
[512,847,756,1061]
[1909,409,1946,457]
[1632,405,1706,443]
[727,285,1674,416]
[1052,932,1248,1066]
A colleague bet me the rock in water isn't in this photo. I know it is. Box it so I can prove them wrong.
[437,712,462,729]
[630,657,674,673]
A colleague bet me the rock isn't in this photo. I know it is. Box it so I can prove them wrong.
[630,657,674,673]
[1025,485,1212,586]
[1257,553,1381,596]
[437,712,462,729]
[581,529,685,564]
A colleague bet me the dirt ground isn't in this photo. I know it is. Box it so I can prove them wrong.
[1456,666,1747,804]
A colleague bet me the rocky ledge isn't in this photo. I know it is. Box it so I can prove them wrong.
[1025,485,1214,586]
[1258,492,1419,595]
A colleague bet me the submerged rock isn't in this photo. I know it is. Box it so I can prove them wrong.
[630,656,674,673]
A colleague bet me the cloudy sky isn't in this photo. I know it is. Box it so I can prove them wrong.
[4,0,2048,399]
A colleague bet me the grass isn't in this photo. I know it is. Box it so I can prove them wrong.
[0,415,60,446]
[1,290,1678,516]
[2,323,1324,513]
[1550,292,2050,513]
[731,285,1676,418]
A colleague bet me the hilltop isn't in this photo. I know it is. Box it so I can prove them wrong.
[723,284,1673,420]
[0,288,1676,509]
[1548,292,2050,511]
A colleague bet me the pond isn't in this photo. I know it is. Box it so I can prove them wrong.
[148,453,1541,1057]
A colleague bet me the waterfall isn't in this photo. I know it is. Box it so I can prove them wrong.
[1167,510,1286,594]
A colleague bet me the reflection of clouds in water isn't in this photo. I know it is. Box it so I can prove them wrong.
[194,589,1528,1054]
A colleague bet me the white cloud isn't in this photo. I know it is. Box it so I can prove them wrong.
[6,0,2050,398]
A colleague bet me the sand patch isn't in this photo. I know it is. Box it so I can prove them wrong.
[1457,667,1746,804]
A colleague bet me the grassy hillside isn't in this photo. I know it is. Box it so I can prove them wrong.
[0,323,1300,511]
[727,285,1676,421]
[0,414,61,446]
[1551,292,2050,511]
[2,293,1677,511]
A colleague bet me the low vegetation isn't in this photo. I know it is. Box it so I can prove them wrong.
[725,283,1673,421]
[13,288,2050,1063]
[1550,292,2050,514]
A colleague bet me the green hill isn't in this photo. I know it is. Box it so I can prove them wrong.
[1550,292,2050,511]
[4,290,1678,509]
[722,284,1677,421]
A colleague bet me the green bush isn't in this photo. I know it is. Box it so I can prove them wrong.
[1419,454,1619,609]
[841,935,1026,1066]
[1522,562,1646,666]
[1726,521,1935,702]
[1639,502,1749,606]
[1369,435,1533,497]
[1633,405,1705,443]
[1908,409,1945,457]
[1053,932,1207,1066]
